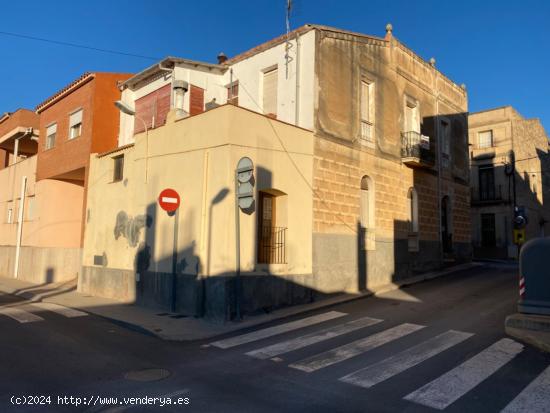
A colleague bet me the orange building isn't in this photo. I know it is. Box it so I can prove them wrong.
[0,72,131,283]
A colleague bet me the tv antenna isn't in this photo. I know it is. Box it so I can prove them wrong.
[284,0,294,79]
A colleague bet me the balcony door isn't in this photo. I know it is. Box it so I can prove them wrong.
[479,165,495,201]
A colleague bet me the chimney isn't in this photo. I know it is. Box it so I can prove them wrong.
[217,52,228,64]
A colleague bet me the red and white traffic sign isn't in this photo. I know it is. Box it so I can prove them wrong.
[158,188,180,212]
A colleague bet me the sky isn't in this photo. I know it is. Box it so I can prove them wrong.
[1,0,549,131]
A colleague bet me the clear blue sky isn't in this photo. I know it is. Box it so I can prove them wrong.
[1,0,549,131]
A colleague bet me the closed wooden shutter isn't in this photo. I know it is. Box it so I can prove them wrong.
[262,68,278,118]
[190,85,204,116]
[134,84,171,133]
[155,85,171,126]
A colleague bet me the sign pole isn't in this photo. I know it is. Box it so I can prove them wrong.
[234,168,242,320]
[171,207,179,313]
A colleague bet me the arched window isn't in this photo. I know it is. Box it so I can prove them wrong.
[360,176,375,229]
[408,187,419,233]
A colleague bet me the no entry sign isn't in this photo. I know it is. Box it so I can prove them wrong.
[158,188,180,212]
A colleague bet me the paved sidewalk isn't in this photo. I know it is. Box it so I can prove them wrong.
[0,262,481,341]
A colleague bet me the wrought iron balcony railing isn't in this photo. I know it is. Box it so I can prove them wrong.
[401,131,435,168]
[471,185,510,205]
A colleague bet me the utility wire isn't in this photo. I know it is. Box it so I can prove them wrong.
[0,30,160,61]
[236,76,361,235]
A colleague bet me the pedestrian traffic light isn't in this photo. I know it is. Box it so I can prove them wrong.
[513,206,527,229]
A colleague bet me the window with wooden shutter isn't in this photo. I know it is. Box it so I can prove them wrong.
[190,85,205,116]
[262,67,278,118]
[134,84,171,134]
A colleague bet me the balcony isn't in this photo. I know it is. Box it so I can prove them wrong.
[471,185,510,206]
[401,131,435,168]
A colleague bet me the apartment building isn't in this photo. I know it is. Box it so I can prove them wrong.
[81,24,471,320]
[469,106,550,259]
[0,72,131,283]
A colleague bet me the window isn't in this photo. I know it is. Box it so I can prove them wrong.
[262,67,278,118]
[404,97,420,133]
[134,84,171,133]
[408,187,419,233]
[7,207,13,224]
[227,81,239,106]
[360,80,375,142]
[69,109,83,139]
[257,191,287,264]
[45,123,57,149]
[479,165,495,200]
[478,130,493,149]
[481,213,496,247]
[440,119,451,156]
[113,155,124,182]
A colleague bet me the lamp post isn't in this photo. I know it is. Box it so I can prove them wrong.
[114,100,149,183]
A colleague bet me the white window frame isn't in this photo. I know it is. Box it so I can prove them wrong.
[261,66,278,118]
[360,79,375,145]
[404,95,420,134]
[69,109,83,140]
[478,130,493,149]
[45,123,57,150]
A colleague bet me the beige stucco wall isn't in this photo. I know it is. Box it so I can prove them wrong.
[0,155,83,281]
[82,105,314,304]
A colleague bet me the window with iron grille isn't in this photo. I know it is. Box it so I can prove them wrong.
[257,192,286,264]
[113,155,124,182]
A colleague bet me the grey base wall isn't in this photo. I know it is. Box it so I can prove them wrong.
[80,267,317,321]
[80,235,472,322]
[313,233,471,293]
[0,246,81,283]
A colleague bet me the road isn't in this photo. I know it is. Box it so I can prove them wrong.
[0,263,549,412]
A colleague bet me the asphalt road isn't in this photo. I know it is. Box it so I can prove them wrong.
[0,263,549,413]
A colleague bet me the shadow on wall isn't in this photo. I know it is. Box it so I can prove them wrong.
[471,148,550,259]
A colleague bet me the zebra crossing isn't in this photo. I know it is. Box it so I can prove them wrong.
[0,302,88,323]
[208,311,550,412]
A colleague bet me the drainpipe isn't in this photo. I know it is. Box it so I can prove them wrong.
[14,176,27,278]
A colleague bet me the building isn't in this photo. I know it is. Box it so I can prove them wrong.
[81,24,471,320]
[469,106,550,259]
[0,72,131,283]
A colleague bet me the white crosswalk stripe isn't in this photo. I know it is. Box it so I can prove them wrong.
[404,338,524,410]
[29,302,88,318]
[246,316,383,360]
[210,311,347,349]
[500,365,550,413]
[289,323,425,373]
[0,307,44,323]
[340,330,473,388]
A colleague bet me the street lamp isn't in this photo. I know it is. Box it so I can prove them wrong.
[114,100,150,183]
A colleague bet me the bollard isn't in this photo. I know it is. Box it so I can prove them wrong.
[518,237,550,315]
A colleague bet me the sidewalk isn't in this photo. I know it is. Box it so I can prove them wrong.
[0,262,481,342]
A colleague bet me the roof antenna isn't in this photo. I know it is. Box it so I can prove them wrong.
[284,0,294,79]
